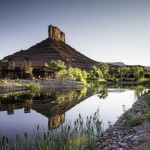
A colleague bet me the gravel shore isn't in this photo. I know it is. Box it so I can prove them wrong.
[96,91,150,150]
[0,79,85,93]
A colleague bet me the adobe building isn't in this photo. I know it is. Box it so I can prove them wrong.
[0,58,56,79]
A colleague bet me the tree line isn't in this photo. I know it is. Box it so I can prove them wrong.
[45,60,150,83]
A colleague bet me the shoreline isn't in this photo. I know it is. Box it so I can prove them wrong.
[107,81,138,85]
[0,79,147,94]
[96,91,150,150]
[0,79,85,94]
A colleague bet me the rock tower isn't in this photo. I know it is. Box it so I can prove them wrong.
[48,25,65,43]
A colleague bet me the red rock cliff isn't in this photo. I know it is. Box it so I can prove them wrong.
[48,25,65,43]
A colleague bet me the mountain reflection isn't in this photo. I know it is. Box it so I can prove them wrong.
[0,87,102,130]
[0,83,144,130]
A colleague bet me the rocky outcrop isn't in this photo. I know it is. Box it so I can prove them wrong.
[3,25,98,70]
[48,25,65,43]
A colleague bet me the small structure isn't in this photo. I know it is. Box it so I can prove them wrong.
[33,66,56,79]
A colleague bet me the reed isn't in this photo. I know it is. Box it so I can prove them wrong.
[0,110,103,150]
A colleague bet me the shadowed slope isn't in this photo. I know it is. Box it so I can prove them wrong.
[4,25,98,70]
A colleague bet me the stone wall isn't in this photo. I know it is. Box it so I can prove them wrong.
[48,25,65,43]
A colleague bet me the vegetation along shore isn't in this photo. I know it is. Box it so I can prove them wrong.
[0,90,150,150]
[0,60,150,93]
[96,90,150,150]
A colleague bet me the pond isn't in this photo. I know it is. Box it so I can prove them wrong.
[0,83,146,141]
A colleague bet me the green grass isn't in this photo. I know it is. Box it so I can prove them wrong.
[144,94,150,106]
[144,110,150,120]
[126,115,143,127]
[0,110,103,150]
[125,111,143,127]
[28,83,41,93]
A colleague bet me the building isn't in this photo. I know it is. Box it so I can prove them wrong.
[0,58,56,79]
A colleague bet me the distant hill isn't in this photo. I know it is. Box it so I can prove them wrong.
[145,66,150,68]
[3,25,98,70]
[107,62,125,67]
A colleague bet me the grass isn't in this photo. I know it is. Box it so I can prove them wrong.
[28,83,41,93]
[0,110,103,150]
[126,115,143,127]
[144,94,150,106]
[124,110,143,128]
[144,110,150,120]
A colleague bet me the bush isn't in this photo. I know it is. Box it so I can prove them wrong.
[76,72,87,85]
[28,83,41,93]
[145,95,150,106]
[145,110,150,120]
[126,114,143,127]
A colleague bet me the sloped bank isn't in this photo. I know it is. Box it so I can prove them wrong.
[96,91,150,150]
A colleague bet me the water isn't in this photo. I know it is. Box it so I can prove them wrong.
[0,84,145,140]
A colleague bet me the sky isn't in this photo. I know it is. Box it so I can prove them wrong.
[0,0,150,66]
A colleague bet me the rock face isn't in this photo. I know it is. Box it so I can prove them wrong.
[3,25,98,70]
[48,25,65,43]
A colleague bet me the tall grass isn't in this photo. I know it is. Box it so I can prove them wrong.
[0,110,103,150]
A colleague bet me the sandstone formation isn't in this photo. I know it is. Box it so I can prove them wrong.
[48,25,65,43]
[3,25,98,70]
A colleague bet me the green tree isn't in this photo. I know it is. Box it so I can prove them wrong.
[109,68,119,79]
[47,60,66,70]
[132,66,144,81]
[89,66,103,79]
[67,66,74,78]
[82,70,87,79]
[76,71,86,85]
[46,60,67,78]
[118,66,130,79]
[98,63,109,79]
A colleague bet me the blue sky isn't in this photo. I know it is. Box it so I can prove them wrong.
[0,0,150,66]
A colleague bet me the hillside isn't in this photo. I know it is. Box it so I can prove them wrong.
[3,25,98,70]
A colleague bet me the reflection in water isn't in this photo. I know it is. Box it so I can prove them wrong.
[134,85,146,98]
[7,104,14,115]
[0,86,98,131]
[0,83,148,141]
[49,114,65,130]
[24,100,33,113]
[98,89,108,99]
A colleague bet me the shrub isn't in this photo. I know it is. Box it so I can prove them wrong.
[145,110,150,120]
[76,72,87,85]
[126,114,143,127]
[28,83,41,93]
[145,95,150,106]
